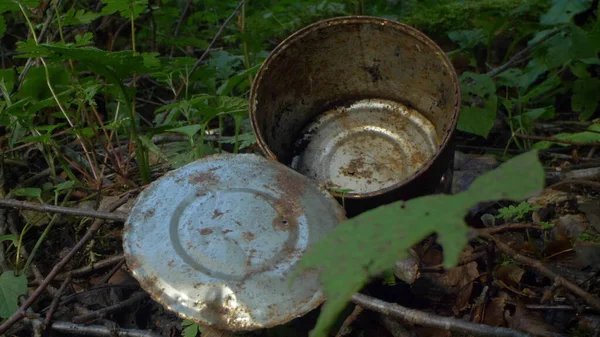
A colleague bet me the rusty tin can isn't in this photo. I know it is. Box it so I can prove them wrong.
[123,154,346,331]
[250,16,460,216]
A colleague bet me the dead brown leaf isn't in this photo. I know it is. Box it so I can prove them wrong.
[495,264,525,288]
[579,200,600,233]
[483,296,507,327]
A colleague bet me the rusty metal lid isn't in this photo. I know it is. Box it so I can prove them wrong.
[123,154,346,331]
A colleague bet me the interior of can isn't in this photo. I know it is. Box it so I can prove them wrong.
[250,16,460,197]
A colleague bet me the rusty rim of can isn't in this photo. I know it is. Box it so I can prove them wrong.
[123,154,346,331]
[249,16,461,200]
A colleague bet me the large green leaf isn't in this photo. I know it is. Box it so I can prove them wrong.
[457,72,497,138]
[101,0,148,19]
[533,124,600,148]
[448,29,485,49]
[16,43,159,80]
[540,0,591,25]
[0,0,38,14]
[0,272,28,317]
[572,78,600,121]
[293,151,545,337]
[60,8,102,26]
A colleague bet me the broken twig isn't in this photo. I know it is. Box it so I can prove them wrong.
[175,1,244,100]
[481,233,600,310]
[352,293,532,337]
[72,291,149,324]
[0,195,131,334]
[0,198,128,222]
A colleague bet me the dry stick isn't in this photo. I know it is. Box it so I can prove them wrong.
[351,293,531,337]
[0,199,128,222]
[549,179,600,190]
[57,255,125,280]
[99,258,126,284]
[481,233,600,310]
[485,29,561,78]
[478,223,545,235]
[514,133,600,147]
[45,274,72,324]
[72,291,149,324]
[0,195,131,335]
[174,1,245,100]
[169,0,194,57]
[29,320,162,337]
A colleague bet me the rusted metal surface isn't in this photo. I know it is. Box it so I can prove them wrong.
[291,98,440,194]
[123,154,346,331]
[249,16,460,215]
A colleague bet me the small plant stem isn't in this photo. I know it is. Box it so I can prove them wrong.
[52,0,65,42]
[199,124,206,158]
[218,115,224,153]
[124,4,150,183]
[514,133,600,147]
[0,195,131,334]
[23,191,72,274]
[233,116,241,153]
[241,1,253,85]
[18,4,99,182]
[176,1,244,100]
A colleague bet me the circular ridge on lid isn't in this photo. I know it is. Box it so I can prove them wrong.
[123,153,346,331]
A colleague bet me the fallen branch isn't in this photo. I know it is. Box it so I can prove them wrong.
[59,255,125,280]
[0,194,131,334]
[481,233,600,310]
[513,133,600,147]
[72,291,149,324]
[45,274,72,324]
[549,179,600,190]
[477,223,545,235]
[28,319,162,337]
[352,293,531,337]
[0,199,128,222]
[174,1,244,100]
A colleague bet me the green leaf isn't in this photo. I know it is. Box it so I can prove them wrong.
[457,104,497,138]
[60,8,102,25]
[533,124,600,148]
[54,181,76,192]
[15,43,153,80]
[570,62,592,78]
[139,135,169,163]
[181,320,201,337]
[540,0,591,25]
[457,72,497,138]
[0,235,17,246]
[0,0,38,14]
[572,78,600,121]
[12,188,41,198]
[101,0,148,20]
[294,151,544,337]
[496,201,540,221]
[167,125,202,138]
[0,272,28,317]
[218,132,257,150]
[448,29,485,49]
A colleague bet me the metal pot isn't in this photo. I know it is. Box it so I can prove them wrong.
[250,16,460,216]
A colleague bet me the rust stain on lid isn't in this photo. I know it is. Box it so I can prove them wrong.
[123,154,346,331]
